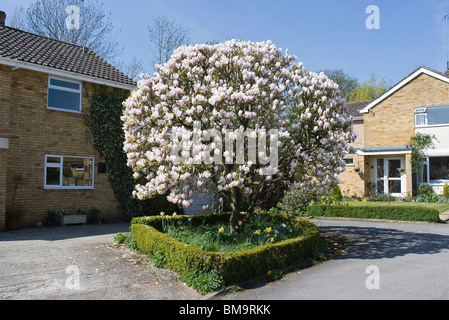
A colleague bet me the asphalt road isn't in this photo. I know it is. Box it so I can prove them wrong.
[1,219,449,300]
[220,219,449,300]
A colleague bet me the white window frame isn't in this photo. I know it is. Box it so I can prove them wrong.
[344,157,354,166]
[47,76,83,113]
[418,156,449,185]
[44,155,95,189]
[415,105,449,128]
[375,157,405,197]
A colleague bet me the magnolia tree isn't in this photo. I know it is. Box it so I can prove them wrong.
[122,39,355,233]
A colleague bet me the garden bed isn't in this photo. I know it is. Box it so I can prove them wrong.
[130,213,325,287]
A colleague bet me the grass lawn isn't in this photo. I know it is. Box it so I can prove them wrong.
[341,200,449,213]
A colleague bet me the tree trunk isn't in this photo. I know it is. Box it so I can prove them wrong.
[229,187,251,234]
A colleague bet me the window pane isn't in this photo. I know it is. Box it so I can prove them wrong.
[415,114,426,126]
[46,167,60,186]
[388,160,401,178]
[344,158,354,165]
[50,78,80,90]
[427,106,449,126]
[46,157,61,164]
[48,88,81,111]
[418,164,428,183]
[62,157,93,187]
[429,157,449,181]
[377,180,384,195]
[377,159,384,179]
[389,180,401,194]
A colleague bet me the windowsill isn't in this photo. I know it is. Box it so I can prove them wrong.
[415,124,449,129]
[47,107,83,114]
[417,181,449,186]
[44,186,95,190]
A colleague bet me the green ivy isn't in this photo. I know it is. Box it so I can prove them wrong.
[85,85,182,220]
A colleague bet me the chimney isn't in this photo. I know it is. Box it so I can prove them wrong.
[0,11,5,26]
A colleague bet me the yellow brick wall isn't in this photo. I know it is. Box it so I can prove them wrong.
[3,67,123,228]
[339,154,367,197]
[0,150,6,230]
[364,73,449,148]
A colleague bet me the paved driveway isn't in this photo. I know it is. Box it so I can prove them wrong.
[0,223,200,300]
[220,219,449,300]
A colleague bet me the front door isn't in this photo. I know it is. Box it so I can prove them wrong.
[376,158,403,197]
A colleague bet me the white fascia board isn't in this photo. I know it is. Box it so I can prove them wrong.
[0,57,135,91]
[356,149,412,156]
[422,148,449,156]
[360,68,449,114]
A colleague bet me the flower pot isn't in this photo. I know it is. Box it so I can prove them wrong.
[5,219,20,231]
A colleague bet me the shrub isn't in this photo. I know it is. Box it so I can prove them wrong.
[114,232,138,251]
[443,184,449,199]
[307,204,441,223]
[181,270,225,295]
[130,213,324,288]
[418,184,435,196]
[282,182,332,215]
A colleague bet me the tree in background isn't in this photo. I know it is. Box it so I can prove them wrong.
[122,40,355,233]
[348,73,391,102]
[148,15,190,67]
[321,69,359,101]
[21,0,120,61]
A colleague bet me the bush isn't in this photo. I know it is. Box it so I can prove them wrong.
[130,213,324,289]
[443,184,449,199]
[307,204,441,223]
[181,270,225,295]
[114,232,138,251]
[281,182,332,215]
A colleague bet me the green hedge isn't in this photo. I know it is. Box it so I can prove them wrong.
[130,213,324,285]
[307,204,441,223]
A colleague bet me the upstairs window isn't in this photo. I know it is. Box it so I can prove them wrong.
[47,77,82,113]
[415,105,449,127]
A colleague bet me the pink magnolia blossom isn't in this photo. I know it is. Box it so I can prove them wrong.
[122,39,355,224]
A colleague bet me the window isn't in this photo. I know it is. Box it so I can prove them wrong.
[344,158,354,166]
[45,155,94,189]
[418,157,449,184]
[415,105,449,127]
[47,77,82,112]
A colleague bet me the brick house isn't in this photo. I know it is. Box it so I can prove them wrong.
[339,66,449,198]
[0,14,136,230]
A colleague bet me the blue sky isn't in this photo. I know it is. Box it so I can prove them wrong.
[2,0,449,85]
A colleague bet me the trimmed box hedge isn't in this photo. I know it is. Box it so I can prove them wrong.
[307,204,441,223]
[130,213,324,285]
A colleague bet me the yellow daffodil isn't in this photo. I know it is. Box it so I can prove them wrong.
[264,227,272,233]
[218,227,224,233]
[267,270,272,275]
[253,229,261,235]
[270,238,275,243]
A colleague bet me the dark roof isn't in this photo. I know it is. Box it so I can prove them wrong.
[0,25,135,87]
[345,100,371,118]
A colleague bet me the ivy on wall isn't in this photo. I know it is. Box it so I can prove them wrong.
[85,85,182,220]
